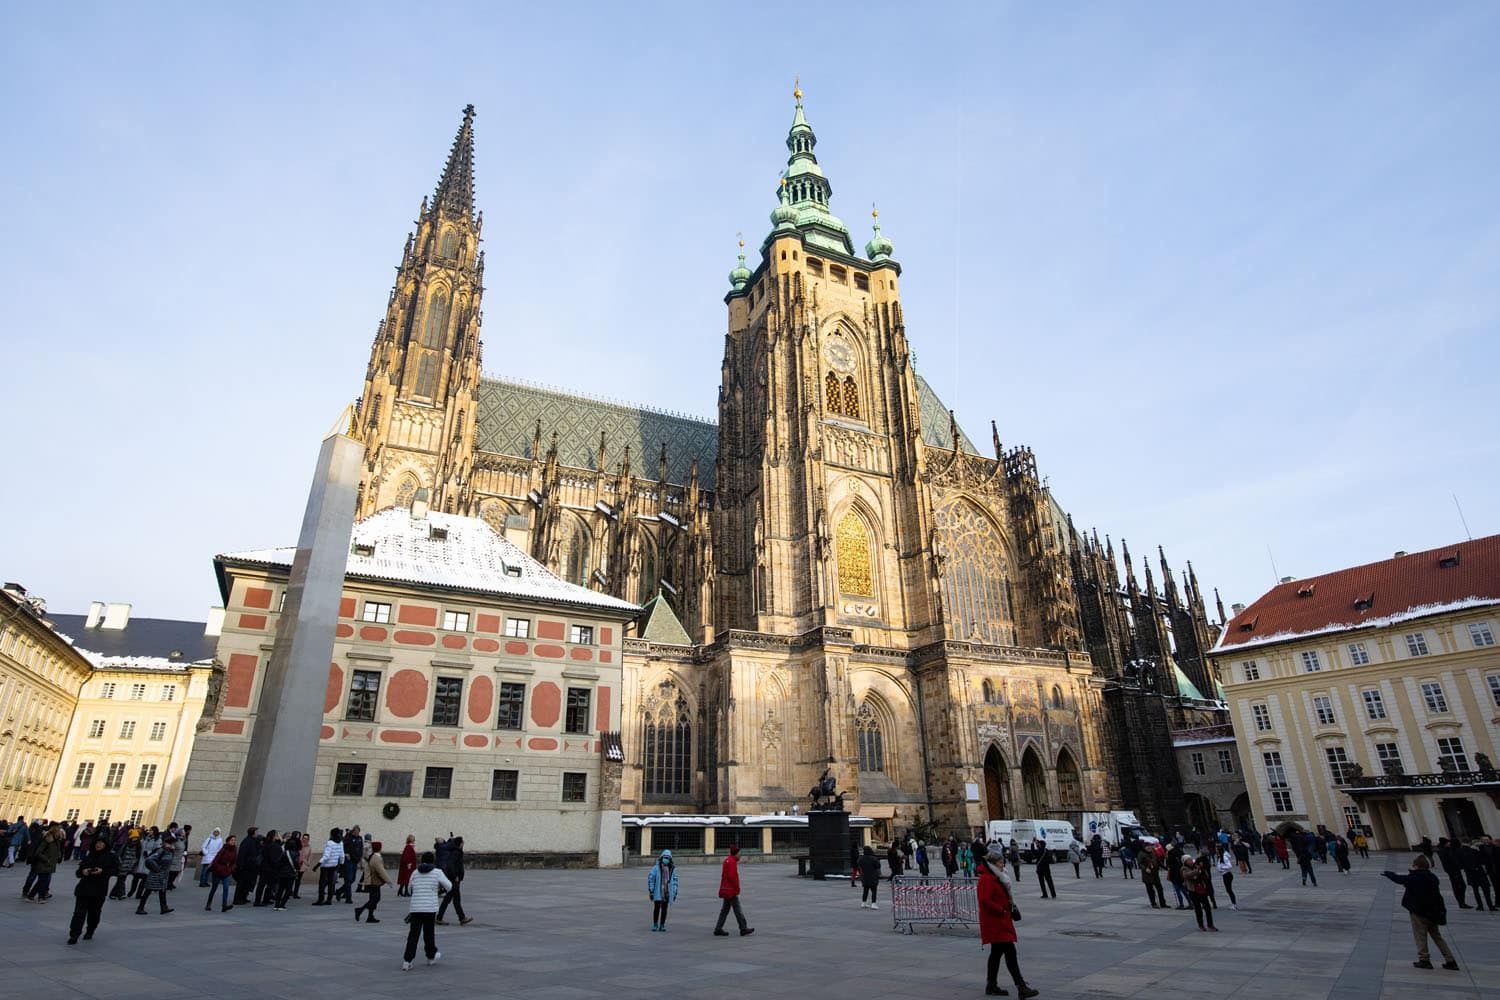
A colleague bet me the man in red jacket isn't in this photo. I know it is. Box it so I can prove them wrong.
[712,844,754,937]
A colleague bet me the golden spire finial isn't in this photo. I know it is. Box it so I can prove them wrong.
[871,201,879,220]
[737,231,745,249]
[793,75,802,102]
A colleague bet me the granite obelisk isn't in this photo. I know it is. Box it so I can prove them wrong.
[230,408,363,836]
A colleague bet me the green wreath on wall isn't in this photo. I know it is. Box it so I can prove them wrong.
[382,801,400,821]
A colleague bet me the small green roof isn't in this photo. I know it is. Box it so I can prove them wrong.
[638,594,692,645]
[1173,665,1207,702]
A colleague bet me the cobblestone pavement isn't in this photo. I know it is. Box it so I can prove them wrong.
[0,851,1495,999]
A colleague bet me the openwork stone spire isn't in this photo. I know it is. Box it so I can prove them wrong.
[433,104,477,219]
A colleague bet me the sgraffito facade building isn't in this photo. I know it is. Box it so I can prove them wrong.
[341,94,1226,838]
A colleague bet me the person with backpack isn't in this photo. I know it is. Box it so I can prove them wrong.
[436,836,471,925]
[646,848,679,930]
[134,834,175,915]
[67,835,120,944]
[976,843,1038,998]
[401,851,453,971]
[1383,856,1459,970]
[857,844,883,909]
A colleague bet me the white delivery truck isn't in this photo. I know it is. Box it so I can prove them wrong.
[1081,810,1146,846]
[1012,819,1083,861]
[985,820,1014,847]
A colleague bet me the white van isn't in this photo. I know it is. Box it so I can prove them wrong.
[1081,810,1146,847]
[985,820,1014,848]
[1012,819,1082,861]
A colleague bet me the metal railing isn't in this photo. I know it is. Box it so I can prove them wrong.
[1347,768,1499,791]
[890,875,979,934]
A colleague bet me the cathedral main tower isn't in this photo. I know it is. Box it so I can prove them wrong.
[355,105,485,516]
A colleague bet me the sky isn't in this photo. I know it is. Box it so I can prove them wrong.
[1,2,1497,623]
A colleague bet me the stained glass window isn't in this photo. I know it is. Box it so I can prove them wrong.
[394,476,419,509]
[413,353,438,398]
[643,683,692,799]
[423,287,451,347]
[836,510,873,596]
[856,701,884,772]
[935,500,1014,645]
[825,371,843,415]
[843,376,860,418]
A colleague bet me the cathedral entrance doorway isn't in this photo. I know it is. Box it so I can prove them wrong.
[983,745,1009,821]
[1021,746,1048,819]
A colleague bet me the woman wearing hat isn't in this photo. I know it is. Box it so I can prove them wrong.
[646,848,679,931]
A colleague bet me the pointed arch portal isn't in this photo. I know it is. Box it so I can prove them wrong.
[984,745,1009,821]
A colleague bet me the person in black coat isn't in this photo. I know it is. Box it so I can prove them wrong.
[68,837,120,944]
[1035,840,1056,899]
[886,841,903,878]
[436,835,470,925]
[233,827,261,906]
[340,826,364,903]
[1460,841,1496,911]
[857,845,883,908]
[1383,856,1459,970]
[1435,838,1471,908]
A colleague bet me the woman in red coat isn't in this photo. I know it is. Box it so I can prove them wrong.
[397,835,418,897]
[977,845,1037,998]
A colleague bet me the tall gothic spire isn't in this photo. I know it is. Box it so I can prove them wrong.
[433,104,477,219]
[767,81,852,255]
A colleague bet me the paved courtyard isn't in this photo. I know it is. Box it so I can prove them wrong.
[0,851,1496,999]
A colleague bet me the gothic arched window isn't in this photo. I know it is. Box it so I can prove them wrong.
[423,287,451,348]
[413,353,439,398]
[981,679,995,704]
[935,500,1015,646]
[825,371,843,415]
[836,510,873,596]
[559,519,591,586]
[394,475,419,510]
[843,376,860,419]
[1051,685,1064,709]
[856,701,884,773]
[439,229,458,258]
[643,683,692,799]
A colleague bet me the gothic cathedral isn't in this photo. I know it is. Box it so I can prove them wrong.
[352,95,1226,836]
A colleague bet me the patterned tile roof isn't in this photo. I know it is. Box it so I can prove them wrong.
[1215,533,1500,652]
[472,374,978,487]
[220,508,639,616]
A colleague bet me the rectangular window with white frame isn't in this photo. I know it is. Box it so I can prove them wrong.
[162,685,176,702]
[150,721,167,741]
[569,624,594,645]
[128,809,144,826]
[100,682,116,699]
[129,684,146,700]
[1421,681,1448,713]
[119,720,136,739]
[136,763,158,789]
[64,809,80,823]
[1375,742,1404,775]
[1324,745,1353,784]
[1217,748,1234,773]
[1251,703,1272,732]
[1405,633,1429,657]
[1342,805,1364,832]
[1361,689,1387,721]
[442,610,470,632]
[1470,622,1495,648]
[361,601,391,624]
[1242,660,1260,681]
[1190,751,1205,776]
[1313,695,1336,726]
[87,719,105,739]
[103,762,126,789]
[1436,737,1469,772]
[1489,674,1500,710]
[1300,650,1322,673]
[73,762,94,788]
[504,618,530,638]
[1263,751,1293,812]
[1346,642,1369,666]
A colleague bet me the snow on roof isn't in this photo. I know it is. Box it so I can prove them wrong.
[80,652,210,672]
[1215,534,1500,654]
[220,508,638,617]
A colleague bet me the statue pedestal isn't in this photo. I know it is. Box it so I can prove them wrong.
[807,809,851,879]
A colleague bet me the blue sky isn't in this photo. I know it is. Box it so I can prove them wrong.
[2,3,1496,622]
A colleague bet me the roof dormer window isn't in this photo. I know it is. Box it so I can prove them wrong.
[1297,584,1315,598]
[1354,593,1375,611]
[1439,552,1460,569]
[353,542,376,557]
[429,525,449,541]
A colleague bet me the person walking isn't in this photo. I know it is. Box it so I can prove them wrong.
[959,841,974,877]
[254,830,283,907]
[1067,842,1083,879]
[67,835,120,944]
[1232,834,1252,875]
[646,848,679,930]
[976,843,1038,998]
[134,834,175,915]
[205,835,237,911]
[1294,834,1318,887]
[232,827,261,906]
[858,845,883,909]
[286,831,306,901]
[132,827,161,899]
[397,834,418,896]
[1140,848,1167,909]
[6,814,29,867]
[1274,833,1289,870]
[198,828,224,888]
[23,823,64,901]
[1333,836,1351,875]
[1383,856,1459,970]
[1352,831,1370,860]
[110,830,142,899]
[1216,847,1238,910]
[1120,841,1136,880]
[1035,841,1056,899]
[1166,846,1189,909]
[1087,835,1105,878]
[436,836,472,926]
[1436,838,1471,908]
[942,838,958,878]
[356,841,390,923]
[712,843,754,937]
[341,825,364,903]
[1006,840,1022,882]
[401,851,452,971]
[1460,840,1496,912]
[1186,858,1218,932]
[886,841,903,879]
[314,828,344,905]
[169,824,190,889]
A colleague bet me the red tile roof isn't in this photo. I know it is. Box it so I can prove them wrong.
[1215,533,1500,652]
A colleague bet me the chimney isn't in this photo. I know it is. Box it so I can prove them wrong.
[101,602,132,630]
[1231,603,1246,616]
[1279,576,1296,584]
[85,601,107,629]
[204,607,225,638]
[411,487,430,520]
[1394,550,1407,558]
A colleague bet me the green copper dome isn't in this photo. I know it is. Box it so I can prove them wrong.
[728,241,752,291]
[759,82,854,256]
[865,209,894,261]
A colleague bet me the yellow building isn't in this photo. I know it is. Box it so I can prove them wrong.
[0,583,94,820]
[1214,535,1500,847]
[41,603,220,828]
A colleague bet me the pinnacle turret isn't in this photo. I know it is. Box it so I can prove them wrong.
[433,104,477,219]
[764,81,853,255]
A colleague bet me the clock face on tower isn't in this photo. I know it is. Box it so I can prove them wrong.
[824,338,855,373]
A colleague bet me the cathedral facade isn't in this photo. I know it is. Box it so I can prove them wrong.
[351,97,1224,837]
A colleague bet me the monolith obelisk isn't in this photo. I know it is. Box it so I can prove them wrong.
[230,408,363,835]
